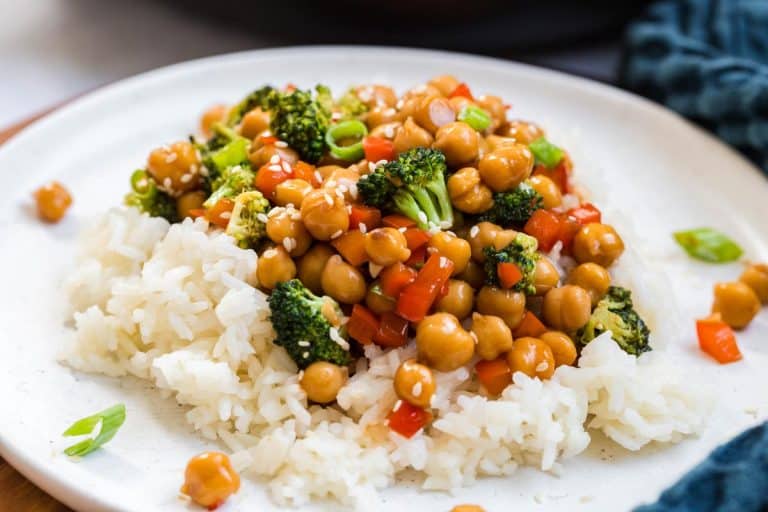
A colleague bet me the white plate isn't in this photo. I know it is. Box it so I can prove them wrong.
[1,47,767,512]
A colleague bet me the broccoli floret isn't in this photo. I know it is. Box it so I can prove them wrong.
[203,164,256,209]
[265,86,331,164]
[124,169,178,222]
[483,232,539,295]
[336,88,369,120]
[576,286,651,356]
[225,190,269,248]
[267,279,352,369]
[358,148,453,230]
[195,123,251,185]
[226,86,277,126]
[480,182,543,227]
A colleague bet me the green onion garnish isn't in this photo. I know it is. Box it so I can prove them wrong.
[673,228,743,263]
[63,404,126,457]
[325,120,368,161]
[529,137,564,168]
[458,105,491,131]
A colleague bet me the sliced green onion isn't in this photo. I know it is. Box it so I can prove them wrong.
[325,120,368,161]
[458,105,491,131]
[673,228,743,263]
[529,137,564,168]
[63,404,126,457]
[130,169,155,195]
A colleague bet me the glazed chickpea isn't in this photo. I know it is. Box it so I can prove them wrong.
[200,104,227,138]
[413,95,456,134]
[448,96,474,116]
[534,257,560,296]
[355,84,398,108]
[248,142,299,169]
[300,189,350,241]
[567,263,611,306]
[712,281,761,330]
[467,221,502,262]
[297,244,334,294]
[451,505,485,512]
[33,181,72,222]
[365,227,411,266]
[740,263,768,303]
[436,280,475,320]
[433,122,480,167]
[471,312,514,360]
[274,179,313,208]
[539,331,577,367]
[429,231,471,275]
[369,121,402,141]
[528,175,562,209]
[477,145,534,192]
[506,337,555,379]
[428,74,461,96]
[457,260,486,289]
[542,285,592,332]
[393,117,434,155]
[325,167,361,202]
[315,165,344,182]
[447,167,494,214]
[365,107,400,129]
[476,95,507,131]
[147,141,202,196]
[416,313,475,372]
[266,207,312,257]
[476,286,526,330]
[257,246,296,290]
[394,359,436,408]
[321,255,367,304]
[300,361,347,403]
[366,283,396,314]
[176,190,206,219]
[499,120,545,144]
[181,451,240,509]
[572,223,625,267]
[484,135,518,152]
[491,229,519,251]
[239,107,271,139]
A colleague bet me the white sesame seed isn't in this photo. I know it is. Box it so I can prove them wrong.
[374,159,387,167]
[369,262,383,278]
[426,246,438,254]
[338,184,348,193]
[359,223,367,234]
[469,331,478,343]
[136,178,148,189]
[345,204,352,214]
[269,154,281,164]
[256,213,268,223]
[331,112,342,121]
[335,189,344,200]
[324,193,334,206]
[302,351,310,359]
[393,399,403,413]
[349,183,358,199]
[180,173,192,183]
[330,229,343,239]
[367,162,377,173]
[275,141,288,148]
[282,238,292,252]
[263,248,278,258]
[384,108,396,117]
[165,152,178,164]
[194,149,203,161]
[438,256,449,268]
[162,177,172,189]
[200,165,210,177]
[189,164,198,174]
[412,382,423,397]
[290,211,302,220]
[220,211,231,220]
[298,340,310,347]
[267,207,282,217]
[329,327,350,351]
[383,125,395,139]
[398,227,407,233]
[281,161,291,173]
[262,130,272,137]
[325,180,337,188]
[314,171,323,184]
[268,164,282,172]
[470,225,480,238]
[535,361,549,373]
[417,211,428,224]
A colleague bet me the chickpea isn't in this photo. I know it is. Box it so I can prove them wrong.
[393,117,434,155]
[436,280,475,320]
[476,286,526,330]
[394,359,436,408]
[416,313,475,372]
[181,451,240,509]
[365,106,400,129]
[413,95,456,134]
[451,505,485,512]
[176,190,206,219]
[300,189,350,241]
[321,255,367,304]
[542,285,592,332]
[33,181,72,222]
[429,231,471,275]
[539,331,577,367]
[739,263,768,303]
[499,120,545,144]
[238,107,270,139]
[572,223,625,267]
[266,207,312,257]
[528,174,563,209]
[534,257,560,296]
[369,121,403,141]
[366,283,396,314]
[457,260,486,289]
[567,263,611,306]
[485,135,518,152]
[274,179,313,208]
[428,75,461,96]
[325,167,361,202]
[506,337,555,379]
[492,229,519,251]
[477,145,534,192]
[467,221,502,262]
[365,227,411,266]
[297,244,334,294]
[300,361,347,403]
[447,167,494,214]
[471,312,514,360]
[355,84,398,108]
[248,142,299,168]
[448,96,474,116]
[433,122,480,167]
[200,104,227,138]
[712,281,761,330]
[147,141,202,196]
[257,246,296,290]
[476,95,507,131]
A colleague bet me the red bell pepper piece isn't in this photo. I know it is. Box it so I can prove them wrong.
[448,82,474,101]
[373,311,410,348]
[349,204,382,231]
[387,400,432,438]
[405,245,427,267]
[379,262,418,298]
[497,262,523,289]
[362,136,396,163]
[475,358,512,395]
[255,161,292,200]
[524,209,562,252]
[205,198,235,229]
[347,304,380,345]
[382,214,416,229]
[567,203,601,225]
[697,317,742,364]
[533,161,569,194]
[513,311,547,338]
[403,228,430,251]
[292,161,320,187]
[396,253,454,322]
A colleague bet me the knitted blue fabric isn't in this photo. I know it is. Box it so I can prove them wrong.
[622,0,768,172]
[634,422,768,511]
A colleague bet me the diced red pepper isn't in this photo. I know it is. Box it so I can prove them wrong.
[567,203,601,225]
[205,198,235,229]
[405,245,427,267]
[404,228,430,251]
[475,358,512,395]
[373,311,410,348]
[331,230,369,266]
[188,208,206,219]
[436,279,451,301]
[255,162,292,200]
[349,204,382,231]
[382,214,416,229]
[696,318,742,364]
[292,161,320,187]
[448,82,474,101]
[396,253,454,322]
[362,136,396,163]
[259,135,279,145]
[379,262,418,298]
[557,215,581,254]
[513,311,547,338]
[347,304,380,345]
[387,400,432,438]
[524,209,562,252]
[497,262,523,289]
[533,161,569,194]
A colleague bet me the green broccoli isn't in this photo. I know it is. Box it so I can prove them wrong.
[576,286,651,356]
[124,169,178,222]
[480,182,543,227]
[203,164,256,209]
[335,88,369,120]
[266,86,331,163]
[225,190,270,248]
[357,148,453,230]
[195,123,251,184]
[225,86,277,126]
[267,279,352,369]
[483,232,540,295]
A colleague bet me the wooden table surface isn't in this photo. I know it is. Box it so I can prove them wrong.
[0,112,74,511]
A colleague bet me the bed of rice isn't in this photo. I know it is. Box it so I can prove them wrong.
[61,207,711,509]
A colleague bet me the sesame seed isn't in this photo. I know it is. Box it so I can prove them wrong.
[298,340,310,347]
[275,141,288,148]
[162,177,172,189]
[426,246,437,254]
[268,164,282,172]
[345,204,352,214]
[314,171,323,184]
[282,238,292,252]
[349,183,358,199]
[302,351,310,359]
[384,108,396,117]
[220,211,231,220]
[338,184,348,194]
[325,180,337,188]
[330,229,343,239]
[369,262,383,277]
[367,162,377,173]
[263,248,278,258]
[324,193,334,207]
[398,227,407,233]
[200,165,210,177]
[438,256,449,268]
[359,223,367,234]
[412,382,423,397]
[469,331,478,343]
[535,361,549,372]
[262,130,272,137]
[269,154,281,164]
[281,161,291,173]
[329,327,350,351]
[331,112,342,121]
[417,211,428,224]
[180,173,192,183]
[267,207,282,217]
[165,152,178,164]
[374,159,387,167]
[256,213,268,223]
[189,164,198,174]
[393,399,403,412]
[136,178,148,189]
[383,125,395,139]
[470,225,480,238]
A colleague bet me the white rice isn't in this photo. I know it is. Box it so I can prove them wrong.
[61,207,710,509]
